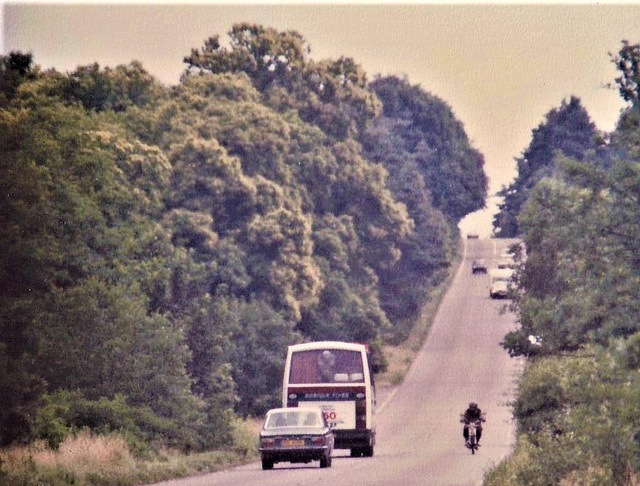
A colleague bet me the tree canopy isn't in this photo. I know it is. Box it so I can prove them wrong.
[0,23,487,451]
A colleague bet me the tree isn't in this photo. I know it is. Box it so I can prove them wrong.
[184,24,308,92]
[489,40,640,485]
[502,151,640,357]
[0,30,497,448]
[242,207,322,321]
[0,67,207,447]
[299,213,391,365]
[610,40,640,107]
[160,69,410,323]
[58,61,162,112]
[362,75,482,325]
[184,23,380,140]
[35,280,196,419]
[366,75,487,221]
[494,96,598,237]
[226,298,300,416]
[0,51,35,107]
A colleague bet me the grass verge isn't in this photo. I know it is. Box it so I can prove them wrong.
[376,238,463,390]
[0,419,258,486]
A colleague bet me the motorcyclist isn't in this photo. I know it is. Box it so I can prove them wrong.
[461,402,485,444]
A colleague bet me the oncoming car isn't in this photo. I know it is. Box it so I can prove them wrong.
[497,258,514,270]
[259,407,334,470]
[472,259,488,274]
[489,268,514,299]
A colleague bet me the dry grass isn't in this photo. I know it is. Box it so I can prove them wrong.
[0,427,257,486]
[0,431,135,485]
[31,432,133,472]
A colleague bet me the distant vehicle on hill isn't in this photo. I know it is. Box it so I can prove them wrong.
[472,259,488,274]
[497,259,514,270]
[489,269,514,299]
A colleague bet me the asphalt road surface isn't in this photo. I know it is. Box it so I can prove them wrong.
[151,238,523,486]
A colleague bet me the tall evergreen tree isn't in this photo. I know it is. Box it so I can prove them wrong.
[494,96,598,237]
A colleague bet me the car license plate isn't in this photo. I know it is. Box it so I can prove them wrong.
[281,439,304,447]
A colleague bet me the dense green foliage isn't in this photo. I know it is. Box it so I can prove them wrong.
[0,24,486,452]
[493,96,599,238]
[362,75,486,325]
[487,40,640,486]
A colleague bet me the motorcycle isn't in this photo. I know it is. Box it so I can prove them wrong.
[460,415,483,454]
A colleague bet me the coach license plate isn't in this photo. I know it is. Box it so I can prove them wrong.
[281,439,305,447]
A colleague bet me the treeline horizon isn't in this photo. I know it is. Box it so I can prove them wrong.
[0,23,487,453]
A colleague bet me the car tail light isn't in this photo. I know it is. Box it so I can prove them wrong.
[311,436,325,446]
[261,438,275,448]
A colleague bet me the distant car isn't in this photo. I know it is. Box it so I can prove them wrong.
[259,407,334,470]
[467,234,479,239]
[497,258,515,270]
[489,269,514,299]
[490,279,509,298]
[472,259,487,274]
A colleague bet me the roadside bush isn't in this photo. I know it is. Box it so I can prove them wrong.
[33,392,203,455]
[34,396,68,450]
[229,417,259,457]
[513,358,566,436]
[487,346,640,486]
[514,431,584,486]
[485,428,589,486]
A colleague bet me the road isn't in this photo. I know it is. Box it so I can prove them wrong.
[151,238,523,486]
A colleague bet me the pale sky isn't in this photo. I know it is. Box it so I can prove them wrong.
[3,2,640,236]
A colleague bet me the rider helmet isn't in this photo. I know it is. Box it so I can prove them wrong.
[469,402,478,409]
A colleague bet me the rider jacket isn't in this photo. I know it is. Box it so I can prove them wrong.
[463,407,483,423]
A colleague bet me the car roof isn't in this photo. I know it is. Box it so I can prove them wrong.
[490,268,514,278]
[265,407,323,415]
